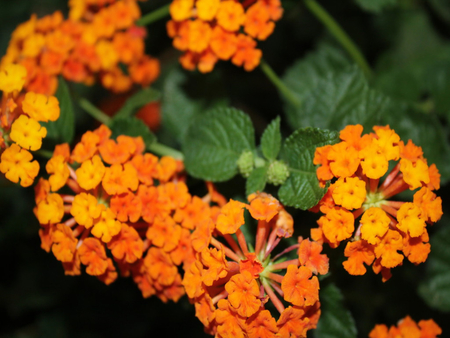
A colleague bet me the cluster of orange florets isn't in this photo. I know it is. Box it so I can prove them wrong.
[1,0,159,95]
[167,0,283,72]
[369,316,441,338]
[0,63,60,187]
[183,192,327,338]
[311,124,442,281]
[34,124,226,302]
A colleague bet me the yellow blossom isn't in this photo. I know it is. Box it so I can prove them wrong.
[22,92,60,122]
[0,144,39,187]
[75,155,106,190]
[10,115,47,151]
[46,155,70,191]
[34,193,64,224]
[0,63,27,93]
[360,207,390,244]
[71,193,105,228]
[332,177,366,210]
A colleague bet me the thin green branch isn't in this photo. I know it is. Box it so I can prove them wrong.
[35,149,53,159]
[78,98,111,125]
[136,3,171,26]
[148,142,184,160]
[304,0,373,78]
[260,59,301,107]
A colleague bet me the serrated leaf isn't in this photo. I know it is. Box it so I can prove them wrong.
[314,283,357,338]
[109,116,156,149]
[161,68,204,144]
[354,0,397,13]
[246,166,268,196]
[161,67,228,145]
[261,117,281,160]
[418,219,450,312]
[42,78,75,144]
[278,128,339,210]
[114,87,160,119]
[183,107,256,182]
[289,66,388,131]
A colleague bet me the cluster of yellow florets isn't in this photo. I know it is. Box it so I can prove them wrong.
[311,124,442,281]
[0,64,60,187]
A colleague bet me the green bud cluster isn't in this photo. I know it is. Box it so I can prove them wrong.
[267,160,290,185]
[237,150,254,178]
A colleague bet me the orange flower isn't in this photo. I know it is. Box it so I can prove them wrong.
[298,238,329,275]
[108,223,143,264]
[225,271,261,317]
[281,265,320,307]
[78,237,109,276]
[216,199,246,234]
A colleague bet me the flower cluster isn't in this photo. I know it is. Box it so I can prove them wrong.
[1,0,159,95]
[369,316,441,338]
[167,0,283,72]
[0,63,60,187]
[312,124,442,281]
[34,124,222,302]
[182,192,327,338]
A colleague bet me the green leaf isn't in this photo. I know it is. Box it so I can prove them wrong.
[429,0,450,23]
[246,166,268,196]
[282,44,351,130]
[278,128,339,210]
[183,107,256,182]
[109,116,157,149]
[353,0,397,13]
[41,78,75,144]
[290,66,389,131]
[418,219,450,312]
[114,87,160,119]
[161,67,228,145]
[261,116,281,160]
[314,283,357,338]
[373,11,448,102]
[161,68,204,144]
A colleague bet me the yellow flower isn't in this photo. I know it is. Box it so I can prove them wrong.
[75,155,106,190]
[22,92,60,122]
[0,144,39,187]
[34,193,64,224]
[332,177,366,210]
[10,115,47,151]
[0,64,27,93]
[46,155,70,191]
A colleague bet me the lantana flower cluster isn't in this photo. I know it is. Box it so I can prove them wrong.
[0,63,60,187]
[167,0,283,72]
[1,0,160,95]
[312,124,442,281]
[34,123,223,302]
[182,192,328,338]
[369,316,441,338]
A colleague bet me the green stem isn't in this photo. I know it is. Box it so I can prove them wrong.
[136,3,171,26]
[304,0,372,78]
[35,149,53,159]
[79,98,111,125]
[148,142,184,160]
[260,59,301,107]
